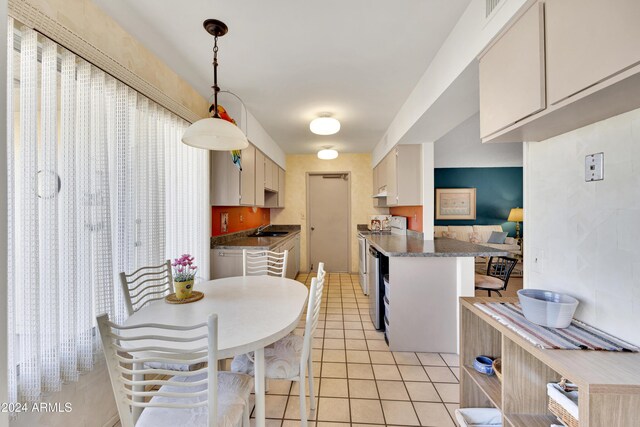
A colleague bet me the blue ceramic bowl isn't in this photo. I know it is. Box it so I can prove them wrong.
[473,356,494,375]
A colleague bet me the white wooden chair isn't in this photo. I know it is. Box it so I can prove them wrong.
[242,249,288,277]
[231,262,326,427]
[97,313,253,427]
[120,260,173,316]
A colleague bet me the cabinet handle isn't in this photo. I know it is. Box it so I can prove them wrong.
[311,227,315,231]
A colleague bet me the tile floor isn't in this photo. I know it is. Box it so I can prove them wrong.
[245,272,461,427]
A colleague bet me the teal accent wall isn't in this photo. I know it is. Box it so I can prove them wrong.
[434,167,523,237]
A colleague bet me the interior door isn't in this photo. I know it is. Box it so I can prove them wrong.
[308,173,349,272]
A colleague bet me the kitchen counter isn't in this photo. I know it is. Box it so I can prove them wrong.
[212,225,301,250]
[365,235,508,257]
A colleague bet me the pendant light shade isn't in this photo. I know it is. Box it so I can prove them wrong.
[310,116,340,135]
[182,19,249,150]
[182,117,249,150]
[317,148,339,160]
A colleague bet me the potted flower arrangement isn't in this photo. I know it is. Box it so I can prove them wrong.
[172,254,198,300]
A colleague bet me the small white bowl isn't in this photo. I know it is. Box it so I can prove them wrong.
[517,289,579,329]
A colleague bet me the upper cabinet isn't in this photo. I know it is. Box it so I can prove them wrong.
[255,149,266,207]
[546,0,640,105]
[277,167,285,208]
[264,157,276,191]
[211,143,284,208]
[210,150,240,206]
[373,145,422,208]
[239,144,256,206]
[479,1,545,138]
[480,0,640,143]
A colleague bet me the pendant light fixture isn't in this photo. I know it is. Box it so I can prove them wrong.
[317,146,339,160]
[310,114,341,136]
[182,19,249,150]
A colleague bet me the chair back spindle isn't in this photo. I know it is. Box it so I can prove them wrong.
[120,260,173,316]
[242,250,288,277]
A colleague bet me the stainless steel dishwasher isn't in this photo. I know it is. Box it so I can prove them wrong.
[367,245,387,330]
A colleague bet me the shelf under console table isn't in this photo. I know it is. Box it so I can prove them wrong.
[459,297,640,427]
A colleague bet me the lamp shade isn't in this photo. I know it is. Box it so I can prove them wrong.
[310,117,340,135]
[182,117,249,150]
[317,149,339,160]
[508,208,523,222]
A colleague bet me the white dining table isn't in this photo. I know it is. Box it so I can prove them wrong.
[122,275,309,427]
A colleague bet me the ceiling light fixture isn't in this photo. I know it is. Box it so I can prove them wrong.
[317,146,339,160]
[310,114,341,136]
[182,19,249,150]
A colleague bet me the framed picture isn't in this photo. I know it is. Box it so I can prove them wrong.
[435,188,476,220]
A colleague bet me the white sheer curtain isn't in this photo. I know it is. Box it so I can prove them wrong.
[6,21,210,404]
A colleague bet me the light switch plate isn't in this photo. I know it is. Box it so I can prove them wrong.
[585,152,604,182]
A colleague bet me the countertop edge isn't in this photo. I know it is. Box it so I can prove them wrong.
[366,236,510,258]
[214,229,301,250]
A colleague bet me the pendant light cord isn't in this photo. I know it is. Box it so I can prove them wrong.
[212,35,220,118]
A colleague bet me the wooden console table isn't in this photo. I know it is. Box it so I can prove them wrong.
[460,297,640,426]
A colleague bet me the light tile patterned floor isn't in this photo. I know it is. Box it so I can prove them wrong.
[248,272,461,427]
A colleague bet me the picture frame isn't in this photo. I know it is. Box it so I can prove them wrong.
[435,188,477,220]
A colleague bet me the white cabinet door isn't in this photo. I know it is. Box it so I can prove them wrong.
[479,1,545,138]
[546,0,640,105]
[255,149,265,207]
[240,144,255,206]
[210,151,240,206]
[385,149,398,206]
[211,249,243,279]
[264,158,274,191]
[277,167,285,208]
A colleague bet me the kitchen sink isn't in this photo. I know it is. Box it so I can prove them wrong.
[247,231,289,237]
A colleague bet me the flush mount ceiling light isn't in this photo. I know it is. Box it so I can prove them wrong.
[182,19,249,150]
[317,146,339,160]
[310,114,341,135]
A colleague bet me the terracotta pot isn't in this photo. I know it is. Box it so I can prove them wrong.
[174,279,194,300]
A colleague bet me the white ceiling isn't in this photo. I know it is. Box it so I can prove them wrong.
[94,0,471,154]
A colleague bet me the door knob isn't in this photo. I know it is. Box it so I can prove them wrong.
[311,227,315,231]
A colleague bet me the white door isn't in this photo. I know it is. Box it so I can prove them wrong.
[308,173,350,272]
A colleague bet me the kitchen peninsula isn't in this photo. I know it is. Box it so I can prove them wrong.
[362,231,507,353]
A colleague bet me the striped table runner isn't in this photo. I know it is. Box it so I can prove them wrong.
[474,302,639,352]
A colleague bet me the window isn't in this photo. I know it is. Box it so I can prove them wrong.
[6,19,209,404]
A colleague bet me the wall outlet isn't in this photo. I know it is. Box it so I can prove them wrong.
[585,152,604,182]
[239,214,243,223]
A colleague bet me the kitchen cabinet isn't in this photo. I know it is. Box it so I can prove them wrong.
[210,150,240,206]
[385,149,398,206]
[239,144,256,206]
[211,249,243,279]
[277,167,285,208]
[546,0,640,105]
[278,234,300,279]
[264,157,276,191]
[479,0,545,139]
[255,149,265,207]
[211,144,259,206]
[373,145,422,207]
[480,0,640,143]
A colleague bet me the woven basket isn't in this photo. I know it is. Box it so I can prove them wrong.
[549,396,578,427]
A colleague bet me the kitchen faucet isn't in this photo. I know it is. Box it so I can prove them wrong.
[257,224,269,233]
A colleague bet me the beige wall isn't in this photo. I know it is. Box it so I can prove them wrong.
[271,153,388,273]
[9,0,209,120]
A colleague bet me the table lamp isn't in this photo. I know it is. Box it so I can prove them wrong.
[508,208,524,239]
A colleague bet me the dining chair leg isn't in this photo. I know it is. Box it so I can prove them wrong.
[254,348,266,427]
[487,290,492,297]
[307,355,316,411]
[495,290,503,297]
[299,382,308,427]
[132,361,144,423]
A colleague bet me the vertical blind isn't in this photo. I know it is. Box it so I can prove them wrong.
[6,20,210,404]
